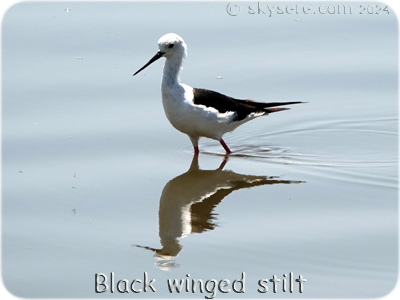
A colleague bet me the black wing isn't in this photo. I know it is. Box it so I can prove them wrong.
[193,88,303,121]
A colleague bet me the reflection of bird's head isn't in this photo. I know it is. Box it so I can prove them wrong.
[154,243,183,258]
[133,243,181,271]
[134,242,182,258]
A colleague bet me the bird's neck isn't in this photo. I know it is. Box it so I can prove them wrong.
[162,57,183,88]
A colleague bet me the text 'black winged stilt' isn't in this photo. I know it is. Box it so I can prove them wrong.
[133,33,303,154]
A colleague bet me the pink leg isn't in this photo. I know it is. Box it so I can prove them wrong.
[194,146,199,154]
[219,139,232,154]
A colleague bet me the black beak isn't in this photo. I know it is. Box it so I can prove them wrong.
[133,51,165,76]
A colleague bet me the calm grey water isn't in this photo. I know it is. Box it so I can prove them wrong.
[1,1,398,298]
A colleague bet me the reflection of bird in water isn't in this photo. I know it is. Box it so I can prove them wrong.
[135,155,303,270]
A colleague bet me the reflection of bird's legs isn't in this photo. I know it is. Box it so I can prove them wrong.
[189,153,200,171]
[218,156,229,170]
[190,152,228,171]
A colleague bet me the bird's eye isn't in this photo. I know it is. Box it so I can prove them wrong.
[168,44,174,48]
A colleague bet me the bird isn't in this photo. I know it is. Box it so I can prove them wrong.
[133,33,303,154]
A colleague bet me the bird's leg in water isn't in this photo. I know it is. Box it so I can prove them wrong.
[219,139,232,154]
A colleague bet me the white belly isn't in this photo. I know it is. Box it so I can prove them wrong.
[162,84,238,140]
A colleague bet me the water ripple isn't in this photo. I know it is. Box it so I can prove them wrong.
[175,116,397,171]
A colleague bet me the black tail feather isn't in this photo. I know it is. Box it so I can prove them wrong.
[237,100,304,110]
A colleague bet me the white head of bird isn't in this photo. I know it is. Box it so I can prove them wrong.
[158,33,187,60]
[133,33,187,84]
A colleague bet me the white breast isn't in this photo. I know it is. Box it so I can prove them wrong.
[161,83,239,140]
